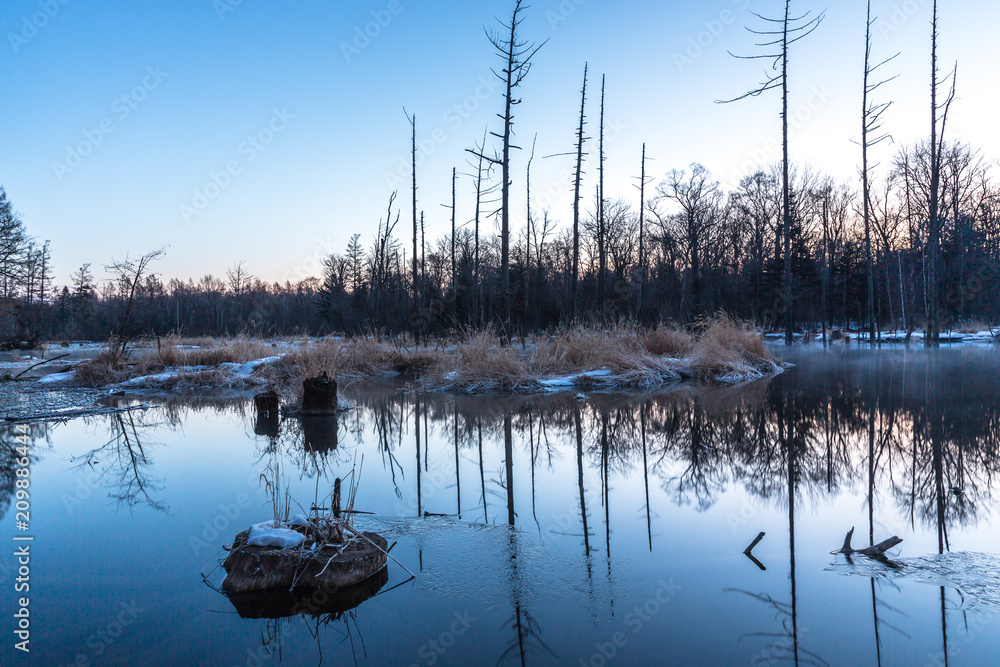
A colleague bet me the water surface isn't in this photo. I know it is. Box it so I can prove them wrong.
[3,345,1000,666]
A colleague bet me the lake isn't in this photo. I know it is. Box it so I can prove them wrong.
[4,345,1000,666]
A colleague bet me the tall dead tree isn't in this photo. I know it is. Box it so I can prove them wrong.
[719,2,825,344]
[597,74,607,314]
[469,0,546,342]
[525,135,537,322]
[635,143,651,319]
[860,0,898,344]
[450,167,457,319]
[571,63,589,322]
[405,110,419,326]
[926,0,957,345]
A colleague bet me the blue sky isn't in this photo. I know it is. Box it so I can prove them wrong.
[2,0,997,286]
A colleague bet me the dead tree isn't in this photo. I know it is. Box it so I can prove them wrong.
[405,110,419,328]
[860,0,899,344]
[106,248,166,355]
[525,135,537,323]
[635,143,651,319]
[571,63,589,322]
[597,74,607,314]
[926,0,957,345]
[719,1,825,344]
[468,0,546,343]
[450,167,457,320]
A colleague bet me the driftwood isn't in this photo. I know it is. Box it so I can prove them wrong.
[743,531,766,571]
[12,353,70,379]
[835,527,903,559]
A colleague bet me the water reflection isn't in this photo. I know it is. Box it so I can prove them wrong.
[8,348,1000,665]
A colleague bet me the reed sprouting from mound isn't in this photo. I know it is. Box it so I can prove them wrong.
[73,316,783,393]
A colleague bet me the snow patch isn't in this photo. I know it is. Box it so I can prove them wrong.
[538,368,613,389]
[218,355,283,377]
[37,371,77,384]
[246,521,305,549]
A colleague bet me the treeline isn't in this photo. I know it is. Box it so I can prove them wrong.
[318,142,1000,337]
[0,189,322,342]
[1,139,998,344]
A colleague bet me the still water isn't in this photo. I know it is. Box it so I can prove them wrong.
[3,345,1000,666]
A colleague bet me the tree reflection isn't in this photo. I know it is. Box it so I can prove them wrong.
[74,411,168,512]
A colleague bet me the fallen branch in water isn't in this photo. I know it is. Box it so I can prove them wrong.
[12,353,71,379]
[4,404,152,424]
[834,527,903,558]
[743,531,767,571]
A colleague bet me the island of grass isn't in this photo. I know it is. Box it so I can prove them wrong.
[65,316,784,397]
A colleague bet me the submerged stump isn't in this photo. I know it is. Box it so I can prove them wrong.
[221,527,387,594]
[253,389,280,437]
[301,373,338,415]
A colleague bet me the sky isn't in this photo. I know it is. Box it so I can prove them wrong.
[2,0,998,287]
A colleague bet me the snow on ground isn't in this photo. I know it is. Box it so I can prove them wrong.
[246,521,306,549]
[538,369,614,389]
[115,366,211,388]
[218,356,284,376]
[109,355,285,389]
[767,329,998,344]
[37,371,77,384]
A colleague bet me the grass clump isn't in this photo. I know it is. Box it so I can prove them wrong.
[689,316,780,382]
[957,320,992,334]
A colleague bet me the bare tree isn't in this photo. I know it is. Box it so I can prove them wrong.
[926,0,957,344]
[597,74,608,314]
[719,1,825,343]
[571,63,589,322]
[653,164,723,320]
[860,0,899,343]
[106,248,166,354]
[405,110,419,327]
[468,0,546,342]
[525,135,537,321]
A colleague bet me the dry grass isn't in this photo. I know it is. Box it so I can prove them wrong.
[73,316,782,393]
[75,336,282,388]
[258,337,448,401]
[957,320,993,334]
[688,316,780,382]
[641,325,695,357]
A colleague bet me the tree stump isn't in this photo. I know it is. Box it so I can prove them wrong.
[253,389,280,437]
[301,373,338,415]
